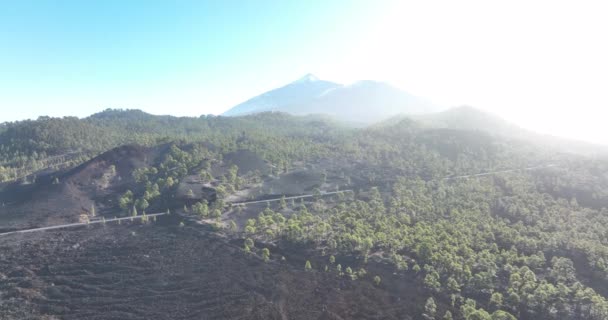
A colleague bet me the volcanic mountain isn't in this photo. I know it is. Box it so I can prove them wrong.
[223,74,438,123]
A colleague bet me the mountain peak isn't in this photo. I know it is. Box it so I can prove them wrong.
[223,75,438,121]
[293,73,319,83]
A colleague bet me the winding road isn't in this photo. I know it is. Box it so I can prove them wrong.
[443,164,556,180]
[229,189,354,206]
[0,212,168,236]
[0,164,557,236]
[0,190,353,236]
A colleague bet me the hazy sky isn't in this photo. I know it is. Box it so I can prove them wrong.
[1,0,607,144]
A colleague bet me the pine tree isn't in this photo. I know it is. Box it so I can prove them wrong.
[228,220,237,232]
[305,260,312,271]
[490,292,503,309]
[138,198,149,211]
[261,248,270,262]
[345,266,353,277]
[212,209,221,218]
[490,310,516,320]
[443,310,453,320]
[424,297,437,320]
[244,238,254,249]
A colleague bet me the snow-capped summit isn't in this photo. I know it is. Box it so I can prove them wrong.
[222,74,439,122]
[222,74,339,117]
[293,73,320,83]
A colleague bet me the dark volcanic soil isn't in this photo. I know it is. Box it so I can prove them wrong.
[0,144,439,319]
[222,150,269,175]
[0,145,156,231]
[0,216,423,320]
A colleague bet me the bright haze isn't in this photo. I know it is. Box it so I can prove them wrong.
[1,0,607,144]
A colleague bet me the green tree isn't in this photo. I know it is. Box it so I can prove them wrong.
[490,310,516,320]
[461,299,477,319]
[469,309,492,320]
[447,277,460,293]
[345,266,354,279]
[418,242,433,262]
[228,220,237,232]
[443,311,453,320]
[424,297,437,320]
[244,238,254,250]
[137,198,149,211]
[119,190,133,212]
[305,260,312,271]
[424,271,441,291]
[228,164,238,182]
[245,225,256,234]
[165,176,175,187]
[357,268,367,278]
[550,256,576,284]
[373,275,381,286]
[489,292,503,310]
[505,291,520,310]
[193,200,209,217]
[211,209,221,218]
[261,248,270,262]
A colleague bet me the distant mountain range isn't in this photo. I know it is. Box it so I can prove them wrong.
[382,106,607,156]
[222,74,439,123]
[411,106,527,138]
[222,74,608,154]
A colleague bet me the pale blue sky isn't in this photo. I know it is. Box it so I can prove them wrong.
[1,1,607,144]
[0,0,386,120]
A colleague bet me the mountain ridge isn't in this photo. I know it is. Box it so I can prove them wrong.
[390,106,608,156]
[222,74,438,122]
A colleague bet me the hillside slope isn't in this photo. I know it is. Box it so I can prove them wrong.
[2,111,608,319]
[388,106,608,155]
